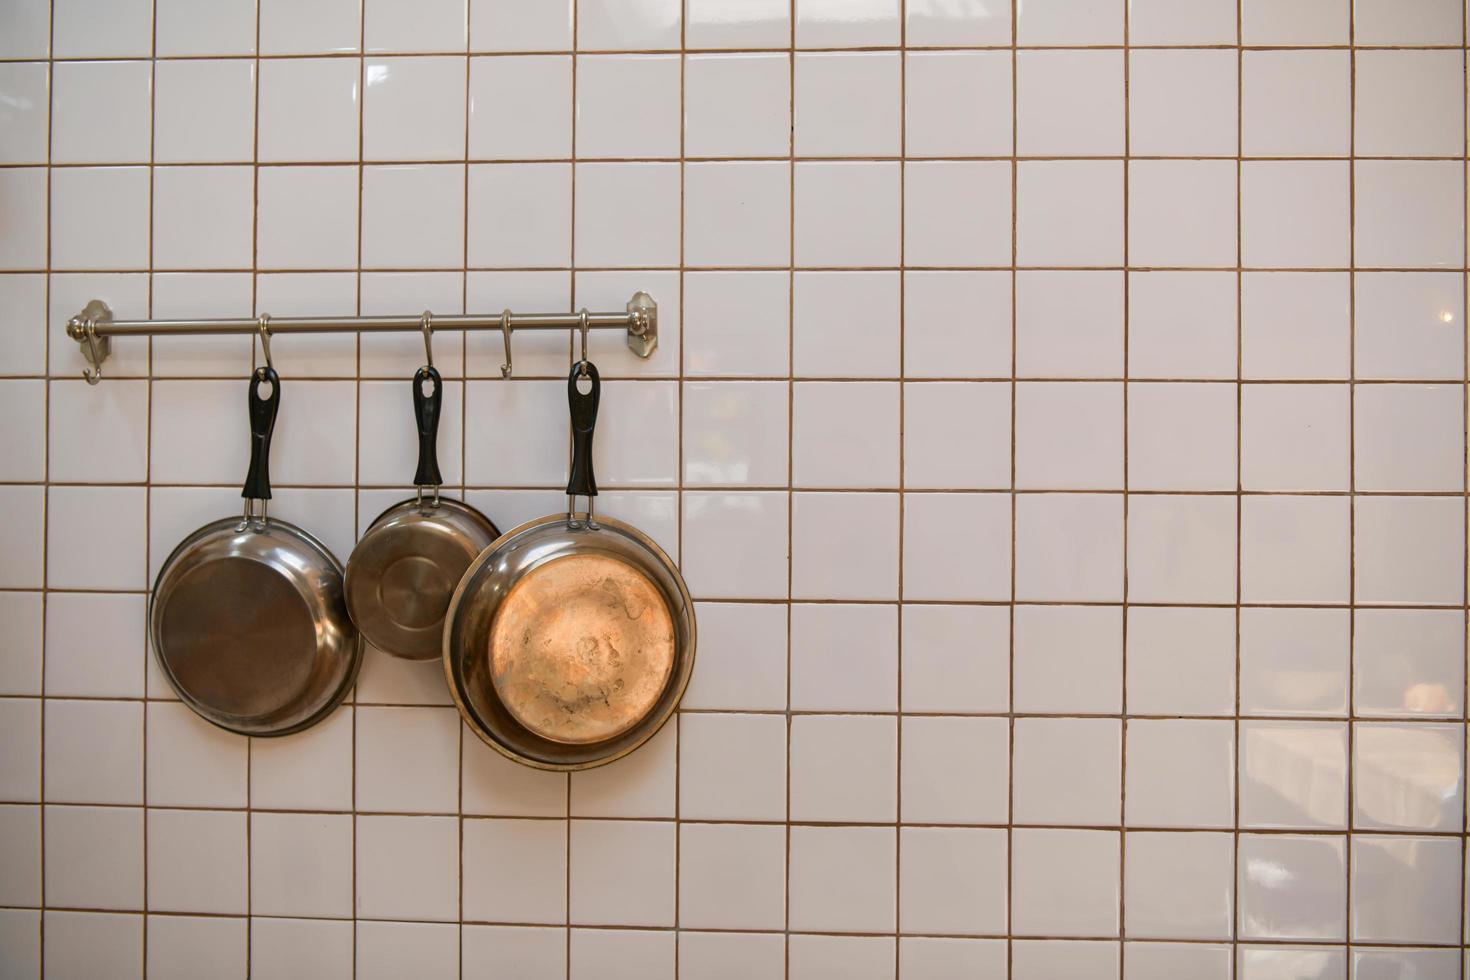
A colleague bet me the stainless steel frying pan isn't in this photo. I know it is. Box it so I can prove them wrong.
[444,360,696,770]
[150,365,362,736]
[345,364,499,660]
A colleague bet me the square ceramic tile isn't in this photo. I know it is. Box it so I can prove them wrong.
[790,604,896,711]
[1241,273,1351,380]
[0,699,39,801]
[1126,942,1232,980]
[1013,718,1121,826]
[1240,608,1351,717]
[685,162,790,267]
[1130,50,1236,156]
[250,812,354,918]
[790,715,897,823]
[900,716,1010,824]
[153,166,253,270]
[788,826,896,933]
[573,163,680,267]
[46,487,147,589]
[1241,51,1351,157]
[1013,605,1122,714]
[1240,0,1348,44]
[146,809,247,914]
[682,603,787,711]
[904,382,1010,489]
[463,818,567,924]
[904,271,1013,379]
[791,492,899,600]
[1015,382,1123,490]
[42,912,141,980]
[0,63,45,163]
[256,166,360,270]
[683,381,788,487]
[681,492,789,599]
[0,807,39,907]
[463,731,568,818]
[1354,384,1463,492]
[1127,495,1238,604]
[356,706,460,813]
[1124,832,1234,940]
[569,929,674,980]
[471,0,573,50]
[43,700,142,805]
[906,0,1011,44]
[1129,160,1237,268]
[678,713,786,821]
[900,828,1007,936]
[0,170,46,270]
[146,702,248,808]
[1355,51,1463,157]
[153,60,255,164]
[1353,609,1463,718]
[0,0,49,57]
[1354,0,1462,43]
[0,593,42,697]
[575,54,680,159]
[792,271,900,377]
[1353,722,1463,832]
[905,52,1012,157]
[1354,495,1464,606]
[50,167,151,270]
[364,57,467,160]
[569,722,676,818]
[1011,829,1120,937]
[577,0,682,50]
[793,162,901,267]
[1016,161,1123,267]
[464,381,567,484]
[1016,0,1123,44]
[1125,720,1236,828]
[1129,383,1237,491]
[679,823,786,931]
[468,164,572,268]
[569,820,675,927]
[905,161,1011,268]
[356,921,458,980]
[1239,720,1348,829]
[355,815,459,921]
[259,0,362,54]
[1015,493,1124,602]
[1012,941,1120,980]
[681,934,786,979]
[250,706,355,810]
[44,805,143,910]
[1350,835,1461,944]
[1016,51,1123,156]
[903,493,1011,601]
[366,0,467,51]
[48,378,148,482]
[685,272,789,377]
[53,0,151,55]
[1016,271,1124,378]
[50,61,152,165]
[1355,273,1464,380]
[1241,161,1351,268]
[1127,607,1236,716]
[257,58,360,162]
[252,921,354,980]
[1355,161,1464,270]
[146,916,247,980]
[462,926,566,980]
[468,56,571,159]
[1237,834,1346,941]
[1352,949,1460,980]
[685,53,790,158]
[900,605,1010,714]
[686,0,789,46]
[0,275,47,373]
[1240,496,1351,603]
[156,0,256,55]
[795,0,899,46]
[0,487,44,589]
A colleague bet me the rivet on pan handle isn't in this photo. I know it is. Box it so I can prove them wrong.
[242,365,281,522]
[412,364,443,506]
[565,360,600,526]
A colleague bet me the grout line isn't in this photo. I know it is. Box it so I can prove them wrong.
[1117,1,1131,965]
[1345,0,1357,959]
[1006,1,1018,974]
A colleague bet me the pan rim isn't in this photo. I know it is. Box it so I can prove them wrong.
[149,513,364,738]
[443,510,697,772]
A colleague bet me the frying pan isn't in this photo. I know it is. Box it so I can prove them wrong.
[150,361,362,736]
[344,362,500,660]
[444,358,696,770]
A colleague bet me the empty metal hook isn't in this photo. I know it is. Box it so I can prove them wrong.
[500,308,513,378]
[420,310,434,369]
[256,314,273,371]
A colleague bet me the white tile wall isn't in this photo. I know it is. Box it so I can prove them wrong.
[2,0,1470,977]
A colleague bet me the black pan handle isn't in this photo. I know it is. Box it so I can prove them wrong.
[412,366,443,488]
[242,366,280,501]
[565,362,600,499]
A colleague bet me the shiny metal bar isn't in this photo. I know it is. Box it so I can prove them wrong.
[66,291,658,384]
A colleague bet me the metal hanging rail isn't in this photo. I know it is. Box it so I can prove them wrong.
[66,291,658,384]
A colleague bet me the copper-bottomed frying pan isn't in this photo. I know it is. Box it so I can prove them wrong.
[444,356,696,770]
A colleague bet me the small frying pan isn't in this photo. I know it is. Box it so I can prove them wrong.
[444,359,696,770]
[150,363,362,736]
[345,364,500,660]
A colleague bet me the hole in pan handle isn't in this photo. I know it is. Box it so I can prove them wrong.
[242,365,281,516]
[412,364,443,503]
[565,360,600,523]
